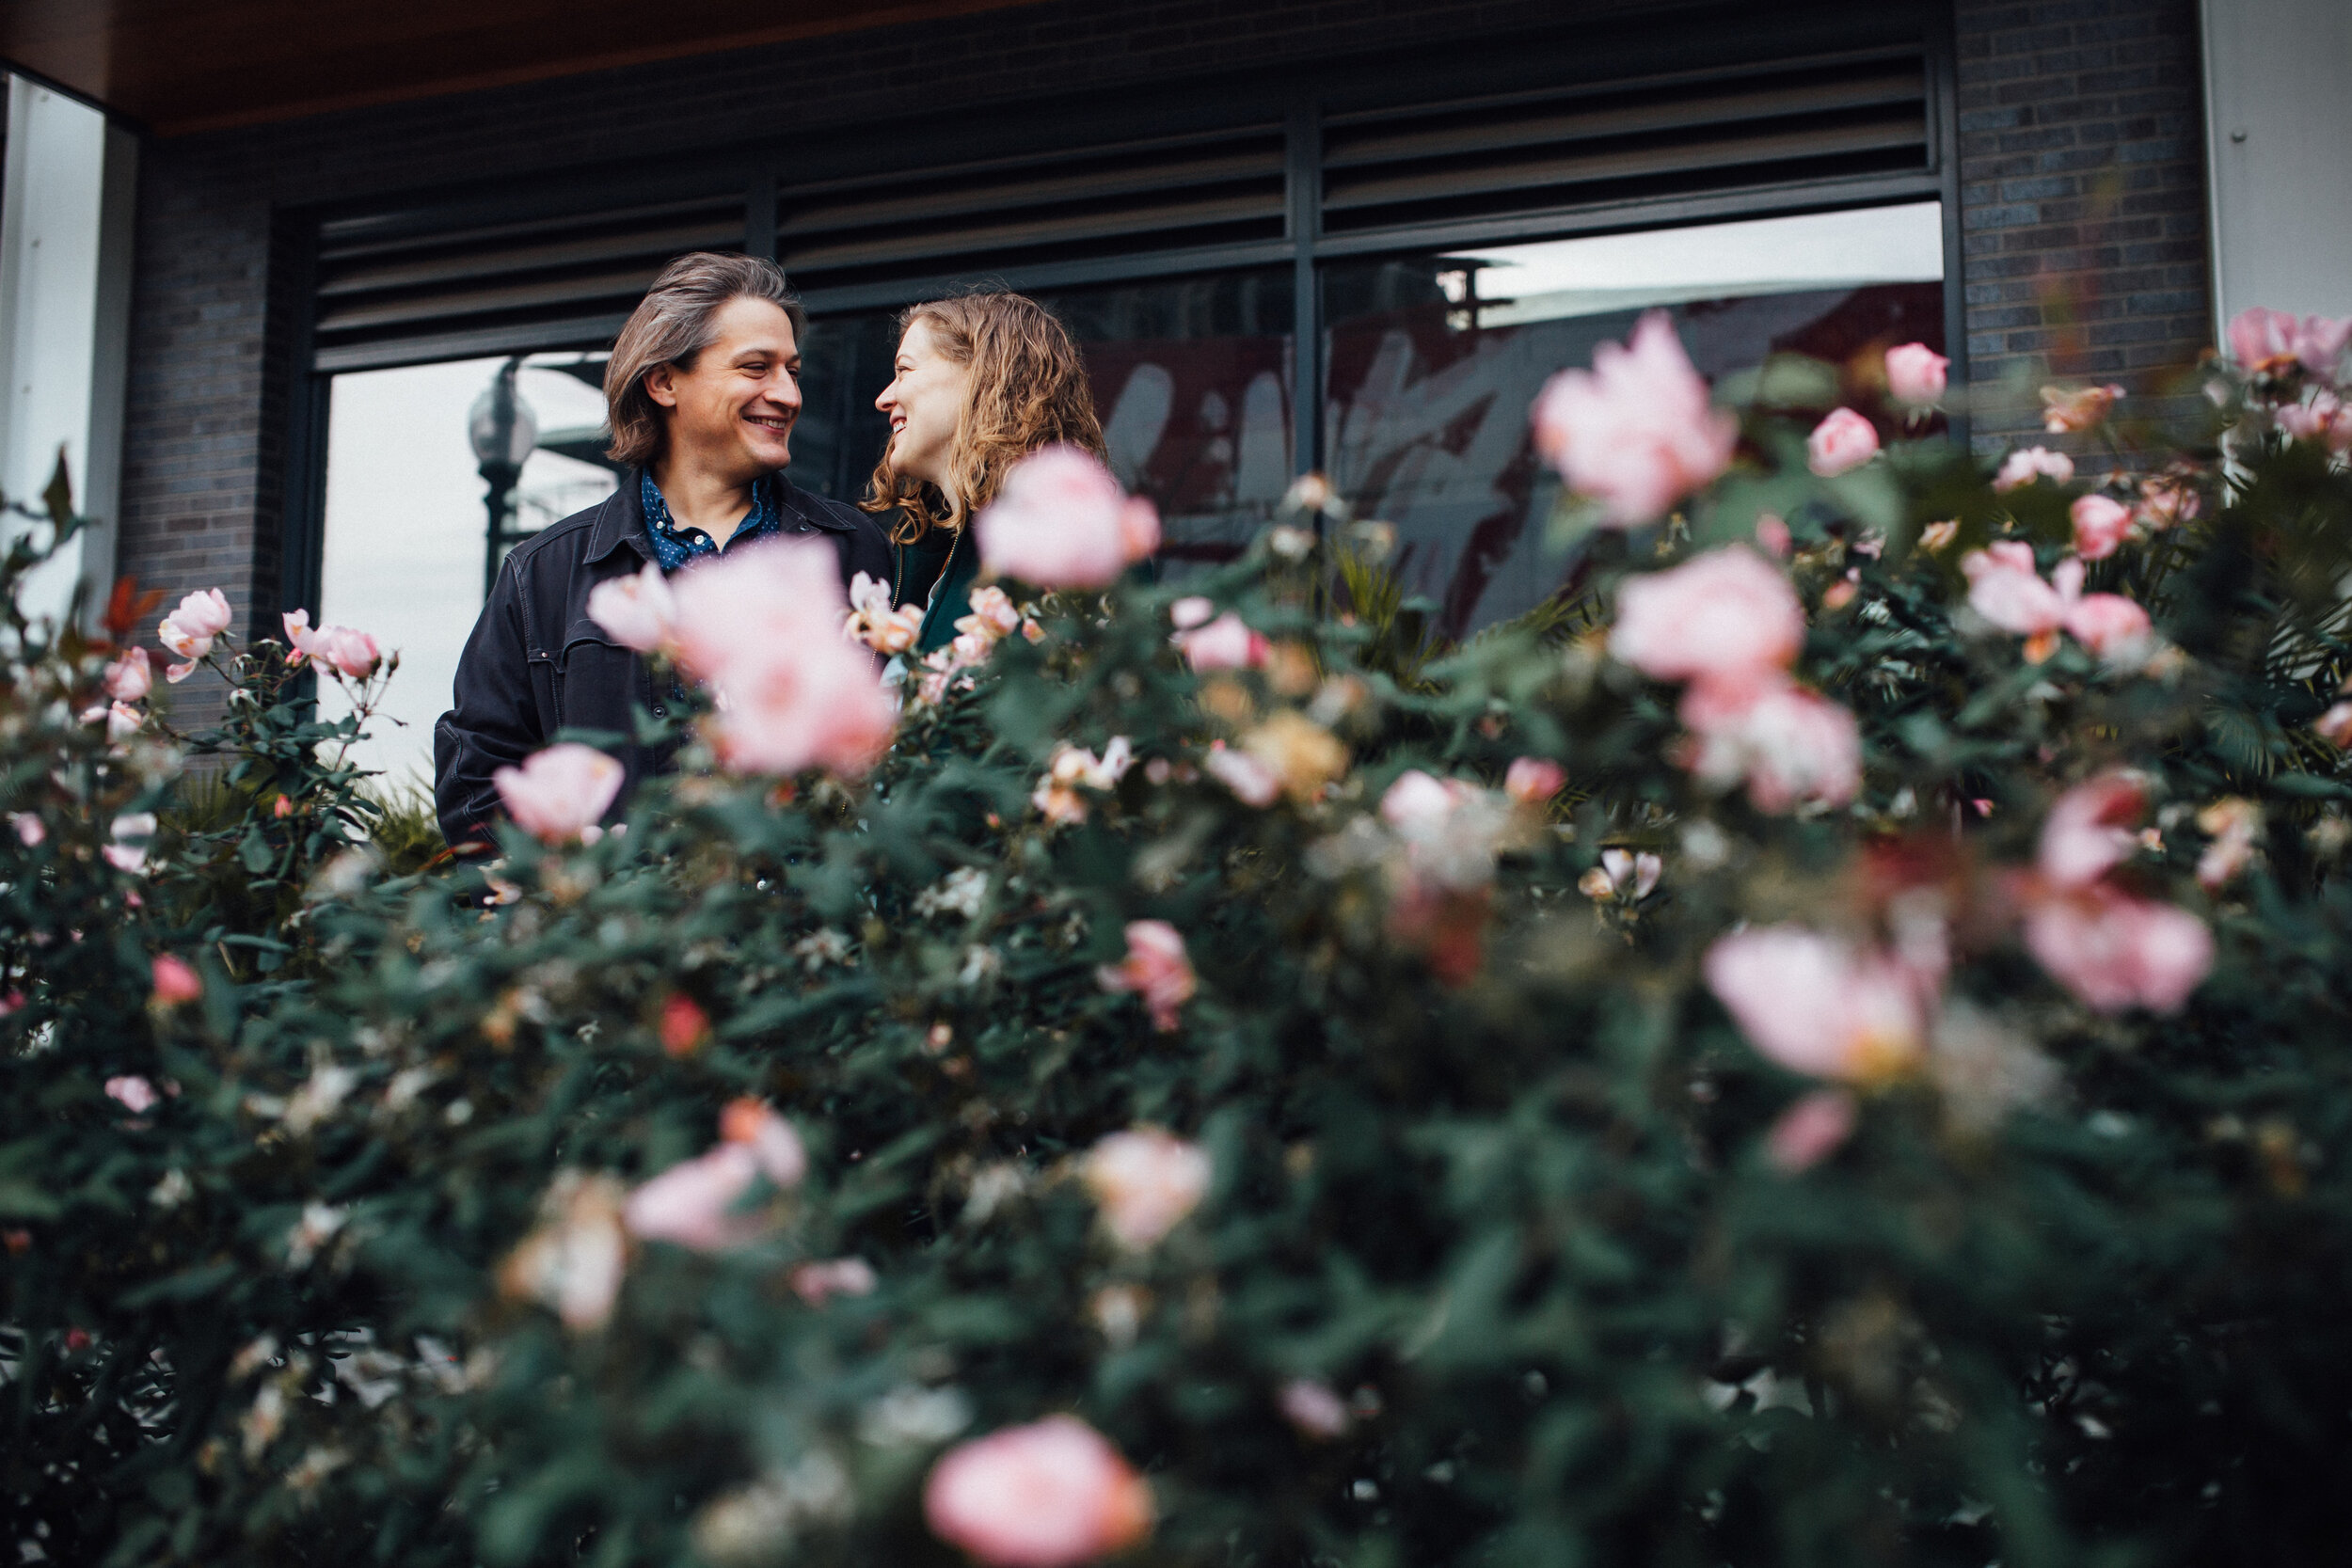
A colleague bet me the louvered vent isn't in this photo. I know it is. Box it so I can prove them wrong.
[778,125,1286,295]
[1321,44,1930,236]
[311,192,748,372]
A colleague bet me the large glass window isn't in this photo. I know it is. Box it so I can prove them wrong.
[1324,202,1946,637]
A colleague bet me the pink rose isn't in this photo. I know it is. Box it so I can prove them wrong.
[1096,920,1196,1033]
[11,813,44,847]
[625,1102,804,1252]
[2041,383,2124,433]
[2023,884,2212,1014]
[2054,570,2153,659]
[1203,742,1282,807]
[706,634,898,777]
[1503,756,1565,805]
[1992,447,2074,493]
[1084,1128,1211,1249]
[1679,676,1862,813]
[587,561,679,653]
[1884,342,1948,406]
[1580,847,1661,901]
[103,648,151,702]
[2195,798,2263,891]
[1766,1087,1858,1172]
[1278,1378,1352,1440]
[158,588,231,664]
[1753,512,1792,557]
[1609,546,1805,692]
[2316,701,2352,748]
[718,1098,808,1185]
[494,743,624,844]
[105,1075,159,1115]
[1531,310,1738,526]
[790,1257,878,1307]
[1703,925,1928,1082]
[312,626,381,678]
[107,814,156,876]
[1962,542,2066,636]
[150,955,201,1006]
[925,1416,1153,1568]
[2069,494,2133,560]
[976,446,1161,590]
[2230,306,2300,372]
[1176,610,1269,672]
[1806,406,1881,477]
[2296,315,2352,375]
[499,1174,628,1332]
[2038,772,2148,889]
[665,537,842,684]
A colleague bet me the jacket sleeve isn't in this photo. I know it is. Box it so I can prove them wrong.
[434,558,541,852]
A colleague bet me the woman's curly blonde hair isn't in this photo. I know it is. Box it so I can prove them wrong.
[860,292,1105,544]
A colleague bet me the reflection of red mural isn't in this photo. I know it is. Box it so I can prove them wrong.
[1082,336,1293,560]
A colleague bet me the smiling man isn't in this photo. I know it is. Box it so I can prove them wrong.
[434,252,891,850]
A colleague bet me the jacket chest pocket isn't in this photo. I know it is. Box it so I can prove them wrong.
[553,625,647,739]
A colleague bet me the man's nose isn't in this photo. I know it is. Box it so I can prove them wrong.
[760,372,803,413]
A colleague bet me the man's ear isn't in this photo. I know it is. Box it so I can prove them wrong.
[644,364,680,409]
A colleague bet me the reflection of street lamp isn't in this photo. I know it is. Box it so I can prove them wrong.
[468,357,538,599]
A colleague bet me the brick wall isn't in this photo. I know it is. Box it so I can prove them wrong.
[1954,0,2214,451]
[113,0,2217,708]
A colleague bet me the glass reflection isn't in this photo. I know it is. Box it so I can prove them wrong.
[1325,201,1945,638]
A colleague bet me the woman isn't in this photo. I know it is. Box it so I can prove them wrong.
[864,292,1106,653]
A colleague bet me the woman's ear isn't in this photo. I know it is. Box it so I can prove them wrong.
[644,364,680,409]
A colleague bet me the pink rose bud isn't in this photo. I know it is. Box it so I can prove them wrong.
[976,446,1161,589]
[1609,546,1805,692]
[1766,1088,1858,1172]
[1806,407,1881,477]
[1992,447,2074,493]
[273,796,295,819]
[1753,512,1792,558]
[1503,756,1565,805]
[494,743,625,844]
[2023,884,2213,1014]
[1703,925,1928,1083]
[1083,1128,1212,1250]
[2070,494,2133,561]
[925,1416,1153,1568]
[660,994,709,1056]
[103,648,151,702]
[1883,342,1948,406]
[104,1075,159,1115]
[586,560,679,653]
[1095,920,1197,1033]
[1176,610,1269,672]
[1278,1378,1352,1440]
[789,1257,878,1307]
[1530,310,1738,526]
[151,955,202,1006]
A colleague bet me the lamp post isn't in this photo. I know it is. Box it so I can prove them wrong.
[468,357,538,600]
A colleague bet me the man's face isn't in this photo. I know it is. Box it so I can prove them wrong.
[644,295,802,480]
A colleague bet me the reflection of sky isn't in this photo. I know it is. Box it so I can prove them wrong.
[1459,201,1944,325]
[317,357,612,793]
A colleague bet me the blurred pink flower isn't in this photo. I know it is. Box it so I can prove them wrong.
[1177,610,1269,672]
[2039,772,2148,888]
[976,446,1160,589]
[1884,342,1948,406]
[106,813,156,875]
[1766,1087,1858,1172]
[1278,1378,1352,1440]
[1609,546,1805,692]
[105,1075,159,1115]
[1503,756,1565,805]
[2137,473,2201,530]
[103,648,151,702]
[1204,741,1282,807]
[587,561,679,653]
[842,570,923,655]
[158,588,231,666]
[666,537,838,679]
[2276,390,2352,451]
[2230,306,2300,372]
[2316,700,2352,748]
[2050,561,2153,660]
[2296,315,2352,376]
[1753,512,1792,557]
[1992,447,2074,493]
[1962,542,2067,635]
[1531,310,1737,526]
[1806,407,1881,477]
[625,1101,804,1252]
[494,743,624,844]
[1703,925,1928,1082]
[2023,884,2213,1014]
[150,954,201,1006]
[1084,1128,1212,1250]
[1096,920,1196,1032]
[2042,383,2123,434]
[925,1416,1153,1568]
[707,635,898,777]
[2195,798,2264,891]
[1581,847,1661,901]
[87,701,140,741]
[499,1173,628,1332]
[11,813,44,847]
[2070,494,2133,561]
[790,1257,878,1306]
[1680,676,1862,813]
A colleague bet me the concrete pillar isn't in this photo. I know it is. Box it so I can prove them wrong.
[2200,0,2352,329]
[0,76,137,632]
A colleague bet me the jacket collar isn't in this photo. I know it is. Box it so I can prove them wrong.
[584,467,850,567]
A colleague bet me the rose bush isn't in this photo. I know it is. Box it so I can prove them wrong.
[8,309,2352,1568]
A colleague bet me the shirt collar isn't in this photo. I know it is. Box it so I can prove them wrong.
[641,470,783,570]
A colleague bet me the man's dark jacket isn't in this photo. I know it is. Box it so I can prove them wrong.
[434,470,891,849]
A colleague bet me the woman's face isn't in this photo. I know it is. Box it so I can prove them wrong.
[876,318,972,493]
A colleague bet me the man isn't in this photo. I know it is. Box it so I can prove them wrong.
[435,252,890,849]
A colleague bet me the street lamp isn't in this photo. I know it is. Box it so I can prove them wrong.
[468,357,538,599]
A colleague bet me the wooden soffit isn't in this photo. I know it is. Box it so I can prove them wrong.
[2,0,1047,136]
